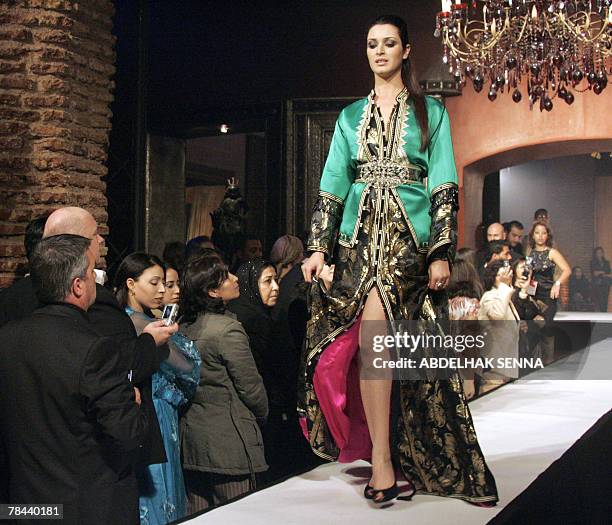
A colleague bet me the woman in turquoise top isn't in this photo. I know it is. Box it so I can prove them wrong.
[300,15,498,505]
[115,253,201,525]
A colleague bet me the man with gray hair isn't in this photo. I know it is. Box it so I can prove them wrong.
[0,206,175,471]
[0,234,148,524]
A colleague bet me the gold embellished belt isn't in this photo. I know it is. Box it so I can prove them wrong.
[355,160,422,187]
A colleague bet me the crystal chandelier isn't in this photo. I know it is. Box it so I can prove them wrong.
[435,1,612,111]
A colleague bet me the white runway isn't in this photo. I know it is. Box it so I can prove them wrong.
[184,339,612,525]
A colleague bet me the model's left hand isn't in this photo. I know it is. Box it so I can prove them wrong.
[428,260,450,290]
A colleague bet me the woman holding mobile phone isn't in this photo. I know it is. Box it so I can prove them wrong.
[115,252,200,525]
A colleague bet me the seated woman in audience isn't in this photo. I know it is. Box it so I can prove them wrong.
[478,260,520,393]
[447,258,483,399]
[180,253,268,512]
[590,247,611,312]
[115,253,200,525]
[569,266,593,311]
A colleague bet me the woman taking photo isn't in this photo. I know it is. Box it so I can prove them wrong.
[300,15,497,505]
[180,253,268,511]
[115,253,200,525]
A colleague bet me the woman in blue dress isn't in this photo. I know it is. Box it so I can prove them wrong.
[115,253,201,525]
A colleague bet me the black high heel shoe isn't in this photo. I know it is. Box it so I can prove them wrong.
[364,484,375,499]
[371,483,400,504]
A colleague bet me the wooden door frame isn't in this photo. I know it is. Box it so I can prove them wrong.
[284,97,358,238]
[148,102,284,253]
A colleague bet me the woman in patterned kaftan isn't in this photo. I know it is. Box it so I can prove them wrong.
[299,15,498,506]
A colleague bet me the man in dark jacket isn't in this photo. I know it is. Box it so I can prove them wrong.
[0,235,149,524]
[0,207,175,490]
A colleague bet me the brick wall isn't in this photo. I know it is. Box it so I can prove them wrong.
[0,0,115,287]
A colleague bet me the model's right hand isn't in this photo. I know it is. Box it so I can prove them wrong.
[302,251,325,283]
[142,320,178,346]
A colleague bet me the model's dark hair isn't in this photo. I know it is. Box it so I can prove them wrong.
[369,15,429,151]
[483,260,507,291]
[528,221,553,249]
[180,251,228,323]
[30,234,91,304]
[114,252,165,308]
[447,258,483,299]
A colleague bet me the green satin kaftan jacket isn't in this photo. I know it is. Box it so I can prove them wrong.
[306,90,458,264]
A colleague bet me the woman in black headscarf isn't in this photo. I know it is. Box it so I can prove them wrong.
[228,259,305,484]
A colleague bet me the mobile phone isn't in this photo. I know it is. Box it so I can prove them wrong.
[503,259,511,268]
[162,304,179,326]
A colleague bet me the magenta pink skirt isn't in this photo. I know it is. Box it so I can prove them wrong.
[299,316,373,463]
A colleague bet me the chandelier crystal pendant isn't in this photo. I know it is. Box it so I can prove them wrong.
[435,1,612,111]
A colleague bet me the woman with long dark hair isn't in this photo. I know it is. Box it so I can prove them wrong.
[526,222,571,364]
[179,253,268,512]
[300,15,497,505]
[114,253,200,525]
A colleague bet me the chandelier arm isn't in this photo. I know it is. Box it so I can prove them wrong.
[559,11,610,44]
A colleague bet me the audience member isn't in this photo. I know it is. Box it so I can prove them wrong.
[270,234,309,352]
[486,222,506,242]
[505,220,524,257]
[231,233,263,272]
[511,258,547,364]
[162,241,186,274]
[447,258,483,399]
[269,234,304,282]
[115,253,200,524]
[477,225,508,269]
[569,266,594,311]
[163,263,181,307]
[456,247,481,273]
[185,236,215,263]
[448,258,483,321]
[0,214,49,327]
[486,240,512,265]
[180,253,268,512]
[0,207,176,473]
[526,222,571,364]
[0,235,148,524]
[229,259,308,483]
[590,247,611,312]
[534,208,549,225]
[478,260,519,393]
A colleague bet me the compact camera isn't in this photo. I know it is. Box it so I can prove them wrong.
[162,303,179,326]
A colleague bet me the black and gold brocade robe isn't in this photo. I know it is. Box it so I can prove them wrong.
[299,89,498,503]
